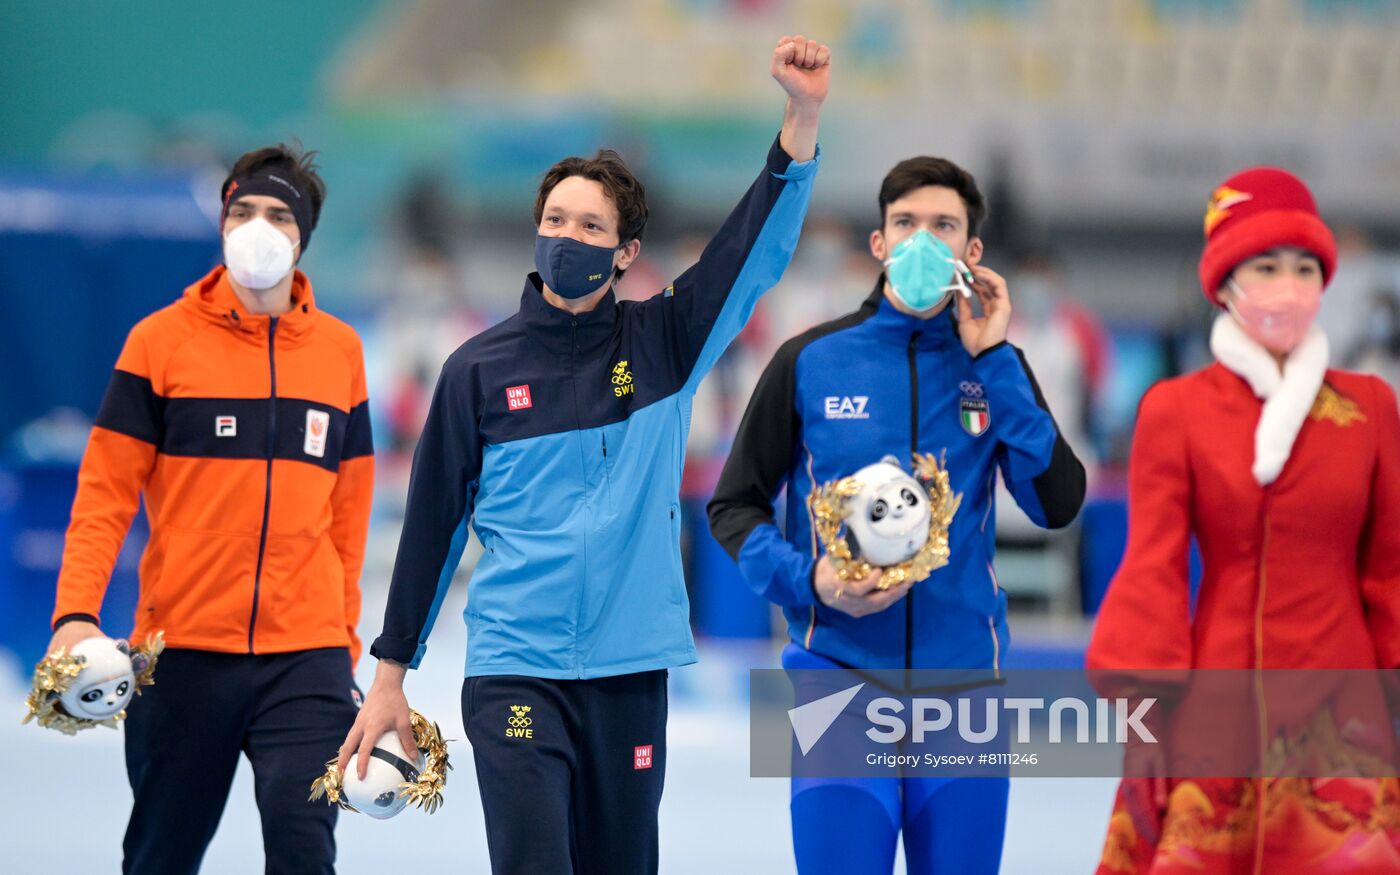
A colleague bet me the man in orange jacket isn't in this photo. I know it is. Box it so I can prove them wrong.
[45,143,374,875]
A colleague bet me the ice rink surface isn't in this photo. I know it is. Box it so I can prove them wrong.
[5,581,1116,873]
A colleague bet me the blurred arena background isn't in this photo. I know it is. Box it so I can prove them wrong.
[3,0,1400,871]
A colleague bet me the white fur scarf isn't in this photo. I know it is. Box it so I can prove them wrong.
[1209,313,1329,486]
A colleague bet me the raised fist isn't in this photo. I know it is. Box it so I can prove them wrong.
[771,35,830,108]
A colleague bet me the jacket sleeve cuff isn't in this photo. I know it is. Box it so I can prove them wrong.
[768,133,821,180]
[972,340,1012,362]
[53,613,100,631]
[806,560,823,607]
[774,548,819,608]
[738,524,821,608]
[971,342,1035,402]
[369,635,422,669]
[791,553,820,608]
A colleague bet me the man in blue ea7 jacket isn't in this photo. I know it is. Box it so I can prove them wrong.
[707,155,1085,875]
[342,36,831,875]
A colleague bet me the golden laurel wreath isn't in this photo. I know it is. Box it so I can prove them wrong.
[309,709,453,815]
[22,632,165,736]
[807,452,962,591]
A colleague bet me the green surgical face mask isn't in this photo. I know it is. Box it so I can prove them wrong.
[884,230,972,312]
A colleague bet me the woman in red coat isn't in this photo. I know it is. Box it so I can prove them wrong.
[1087,167,1400,874]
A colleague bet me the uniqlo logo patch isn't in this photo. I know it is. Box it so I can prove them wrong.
[215,416,237,437]
[506,384,533,411]
[634,744,653,770]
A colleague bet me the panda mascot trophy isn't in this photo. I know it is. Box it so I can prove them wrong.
[807,453,961,590]
[23,633,165,735]
[309,710,451,818]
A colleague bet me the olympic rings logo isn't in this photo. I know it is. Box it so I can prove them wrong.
[508,704,533,729]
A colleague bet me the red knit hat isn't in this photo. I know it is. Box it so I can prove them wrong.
[1197,167,1336,305]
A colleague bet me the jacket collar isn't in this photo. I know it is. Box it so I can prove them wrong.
[180,266,318,344]
[518,272,618,354]
[863,273,960,349]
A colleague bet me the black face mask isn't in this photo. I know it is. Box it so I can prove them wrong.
[534,234,616,299]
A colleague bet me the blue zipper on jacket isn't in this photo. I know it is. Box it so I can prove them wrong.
[249,316,278,653]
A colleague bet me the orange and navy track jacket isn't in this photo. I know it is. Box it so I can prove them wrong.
[52,266,374,664]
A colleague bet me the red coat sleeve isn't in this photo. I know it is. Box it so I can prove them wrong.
[1087,380,1195,671]
[1360,377,1400,668]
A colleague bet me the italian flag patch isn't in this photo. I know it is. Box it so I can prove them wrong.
[960,398,990,436]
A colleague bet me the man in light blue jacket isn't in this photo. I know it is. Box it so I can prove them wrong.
[340,34,830,875]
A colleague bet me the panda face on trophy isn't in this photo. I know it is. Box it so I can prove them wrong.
[57,637,138,721]
[844,457,933,567]
[869,483,925,532]
[73,676,132,719]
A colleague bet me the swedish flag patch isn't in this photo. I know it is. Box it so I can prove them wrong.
[663,285,675,298]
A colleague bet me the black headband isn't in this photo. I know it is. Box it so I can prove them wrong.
[221,169,316,253]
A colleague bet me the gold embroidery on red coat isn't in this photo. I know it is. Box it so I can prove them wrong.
[1100,809,1140,872]
[1099,709,1400,873]
[1310,384,1367,427]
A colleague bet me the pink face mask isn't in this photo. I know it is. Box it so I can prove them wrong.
[1225,276,1322,354]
